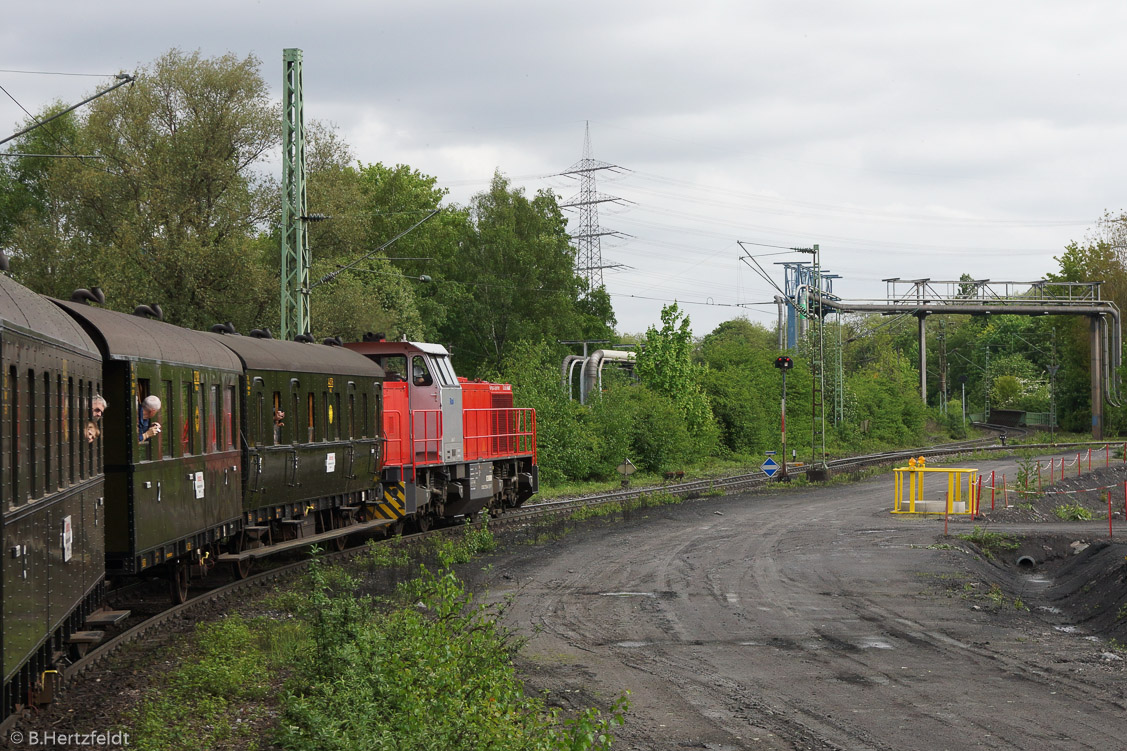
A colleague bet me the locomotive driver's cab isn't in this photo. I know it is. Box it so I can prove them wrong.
[343,339,465,465]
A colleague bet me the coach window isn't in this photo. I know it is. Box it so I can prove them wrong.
[137,378,154,461]
[361,391,370,438]
[10,367,19,502]
[28,369,36,500]
[161,381,173,458]
[43,372,52,493]
[272,390,283,445]
[207,384,218,453]
[348,389,356,440]
[321,391,330,442]
[67,377,75,484]
[76,378,85,481]
[331,392,340,439]
[180,382,195,456]
[225,385,235,450]
[307,392,316,443]
[55,374,63,489]
[290,381,301,444]
[86,382,95,476]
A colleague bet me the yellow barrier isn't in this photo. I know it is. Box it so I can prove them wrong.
[893,458,979,515]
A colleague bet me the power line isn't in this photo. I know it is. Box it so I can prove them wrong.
[0,68,123,77]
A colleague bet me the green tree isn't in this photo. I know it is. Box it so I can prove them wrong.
[991,375,1022,409]
[492,339,597,484]
[4,49,279,331]
[635,303,718,457]
[435,172,611,377]
[697,318,778,455]
[1,106,88,293]
[1048,225,1127,433]
[299,144,436,340]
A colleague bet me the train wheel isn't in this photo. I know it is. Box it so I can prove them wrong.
[168,562,190,605]
[388,519,405,537]
[415,513,433,533]
[331,532,349,552]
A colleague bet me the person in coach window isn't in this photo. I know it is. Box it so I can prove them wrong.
[138,395,162,444]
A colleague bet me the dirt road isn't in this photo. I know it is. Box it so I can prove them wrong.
[485,455,1127,750]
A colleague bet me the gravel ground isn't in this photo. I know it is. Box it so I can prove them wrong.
[479,451,1127,750]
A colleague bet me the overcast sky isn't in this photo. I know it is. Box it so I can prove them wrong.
[3,1,1123,338]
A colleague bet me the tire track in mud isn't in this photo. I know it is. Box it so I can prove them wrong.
[493,469,1127,750]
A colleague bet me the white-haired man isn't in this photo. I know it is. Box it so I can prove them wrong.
[138,395,162,444]
[92,394,108,420]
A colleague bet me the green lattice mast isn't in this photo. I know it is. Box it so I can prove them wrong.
[280,48,309,340]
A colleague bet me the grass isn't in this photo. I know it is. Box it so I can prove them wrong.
[569,490,681,522]
[957,526,1019,560]
[1053,503,1094,521]
[123,614,300,750]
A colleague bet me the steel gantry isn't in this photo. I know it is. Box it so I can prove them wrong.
[775,260,840,350]
[814,279,1122,439]
[280,48,309,341]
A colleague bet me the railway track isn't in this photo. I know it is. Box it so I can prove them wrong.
[54,425,1113,709]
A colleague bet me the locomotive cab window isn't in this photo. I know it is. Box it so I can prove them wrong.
[433,356,457,386]
[381,355,407,383]
[411,356,432,387]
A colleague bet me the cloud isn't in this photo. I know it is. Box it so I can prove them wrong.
[4,0,1126,335]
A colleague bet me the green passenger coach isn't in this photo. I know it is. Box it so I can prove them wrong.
[53,301,243,602]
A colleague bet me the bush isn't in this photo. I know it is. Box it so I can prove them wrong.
[944,400,967,438]
[278,561,628,750]
[1054,503,1093,521]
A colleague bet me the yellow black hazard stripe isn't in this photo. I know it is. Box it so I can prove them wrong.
[372,482,407,520]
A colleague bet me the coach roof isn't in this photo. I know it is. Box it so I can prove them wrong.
[0,277,98,356]
[204,333,384,378]
[52,300,242,371]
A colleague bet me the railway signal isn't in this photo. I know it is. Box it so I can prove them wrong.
[774,356,793,479]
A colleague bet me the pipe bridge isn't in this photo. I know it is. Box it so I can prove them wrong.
[811,279,1122,439]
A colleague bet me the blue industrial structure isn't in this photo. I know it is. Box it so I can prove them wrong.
[776,261,840,350]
